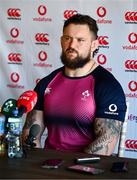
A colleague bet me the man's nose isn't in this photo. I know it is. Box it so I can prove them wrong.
[69,38,77,48]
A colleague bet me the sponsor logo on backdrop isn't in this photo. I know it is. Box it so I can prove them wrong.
[97,54,112,72]
[128,81,137,92]
[8,53,22,64]
[33,51,52,68]
[38,5,47,15]
[98,36,109,48]
[36,79,41,84]
[125,60,137,72]
[35,33,49,45]
[122,32,137,50]
[64,10,78,19]
[125,139,137,151]
[10,72,20,83]
[7,72,24,89]
[7,8,21,20]
[96,6,112,24]
[125,11,137,24]
[33,5,52,22]
[125,81,137,98]
[97,54,107,64]
[128,32,137,44]
[10,28,19,38]
[128,114,137,123]
[6,27,24,44]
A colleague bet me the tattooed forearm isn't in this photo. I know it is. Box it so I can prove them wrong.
[23,111,37,129]
[94,118,122,137]
[85,118,123,155]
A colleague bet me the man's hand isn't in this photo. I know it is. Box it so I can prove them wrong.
[22,110,45,148]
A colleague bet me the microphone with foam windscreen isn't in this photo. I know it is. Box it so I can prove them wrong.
[17,90,37,117]
[25,124,41,148]
[1,99,17,117]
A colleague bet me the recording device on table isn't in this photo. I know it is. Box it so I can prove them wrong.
[111,161,128,172]
[0,90,38,158]
[67,164,104,175]
[75,157,100,164]
[67,156,104,175]
[41,159,64,169]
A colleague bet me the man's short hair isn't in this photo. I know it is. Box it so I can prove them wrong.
[63,14,99,40]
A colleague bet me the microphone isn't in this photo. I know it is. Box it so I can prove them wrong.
[17,90,37,117]
[25,124,40,148]
[1,99,17,117]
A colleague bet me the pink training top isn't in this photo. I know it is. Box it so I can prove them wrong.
[43,71,96,152]
[34,66,126,152]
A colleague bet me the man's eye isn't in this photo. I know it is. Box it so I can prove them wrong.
[63,36,71,41]
[78,39,85,42]
[65,37,70,40]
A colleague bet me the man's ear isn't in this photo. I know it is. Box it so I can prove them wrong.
[60,36,63,48]
[91,39,99,52]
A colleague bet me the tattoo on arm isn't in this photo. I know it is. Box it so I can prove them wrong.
[87,118,122,155]
[23,111,37,129]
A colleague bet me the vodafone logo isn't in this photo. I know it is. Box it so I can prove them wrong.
[97,54,107,65]
[98,36,109,45]
[125,60,137,70]
[10,28,19,38]
[64,10,78,19]
[125,12,137,21]
[36,79,41,84]
[38,5,47,16]
[38,51,47,61]
[128,81,137,92]
[7,8,21,17]
[35,33,49,42]
[96,6,107,18]
[10,72,20,83]
[128,32,137,44]
[125,139,137,150]
[109,104,117,112]
[8,53,22,62]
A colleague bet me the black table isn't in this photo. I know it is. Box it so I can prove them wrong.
[0,148,137,179]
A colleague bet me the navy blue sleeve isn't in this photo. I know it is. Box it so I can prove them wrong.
[93,66,127,122]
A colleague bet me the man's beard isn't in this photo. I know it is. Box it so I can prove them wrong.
[60,48,91,69]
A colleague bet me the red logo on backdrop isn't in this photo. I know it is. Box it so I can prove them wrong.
[97,6,107,17]
[64,10,78,19]
[97,54,107,65]
[128,32,137,44]
[98,36,109,45]
[10,28,19,38]
[7,8,21,17]
[128,81,137,92]
[38,51,47,61]
[125,12,137,22]
[10,72,20,83]
[125,60,137,70]
[125,139,137,150]
[38,5,47,16]
[36,79,41,84]
[8,53,22,62]
[35,33,49,42]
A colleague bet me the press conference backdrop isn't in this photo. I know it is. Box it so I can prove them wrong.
[0,0,137,159]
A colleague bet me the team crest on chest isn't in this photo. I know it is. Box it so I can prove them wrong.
[81,90,90,101]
